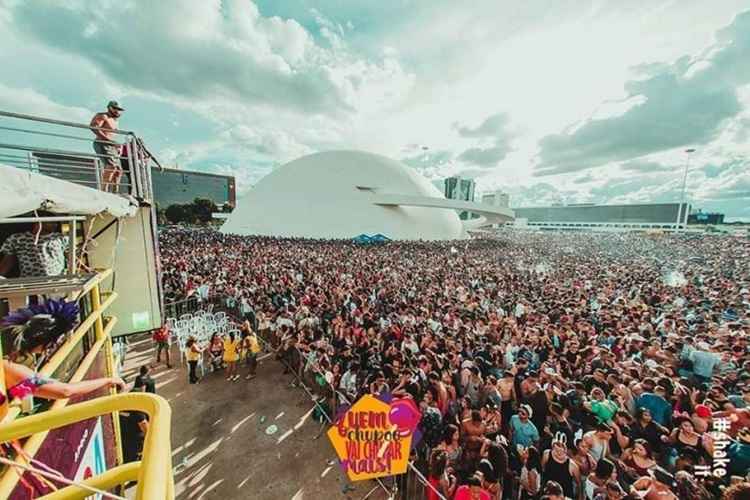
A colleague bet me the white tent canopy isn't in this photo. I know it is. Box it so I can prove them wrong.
[0,164,137,219]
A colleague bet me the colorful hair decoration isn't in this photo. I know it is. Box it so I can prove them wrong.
[2,299,80,354]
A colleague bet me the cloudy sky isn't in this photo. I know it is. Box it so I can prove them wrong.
[1,0,748,219]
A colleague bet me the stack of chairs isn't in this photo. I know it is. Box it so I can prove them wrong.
[165,310,232,379]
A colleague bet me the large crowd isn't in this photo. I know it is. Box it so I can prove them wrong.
[159,227,750,500]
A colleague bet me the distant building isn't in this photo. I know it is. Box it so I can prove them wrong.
[481,190,510,208]
[688,210,724,225]
[480,190,510,228]
[152,168,236,210]
[444,177,476,220]
[512,203,690,231]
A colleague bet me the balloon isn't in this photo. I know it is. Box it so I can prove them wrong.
[389,399,421,437]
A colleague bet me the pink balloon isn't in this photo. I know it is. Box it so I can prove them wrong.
[389,399,421,437]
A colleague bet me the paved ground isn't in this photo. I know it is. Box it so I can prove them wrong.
[120,336,391,500]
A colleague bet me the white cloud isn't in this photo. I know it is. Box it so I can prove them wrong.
[6,0,415,117]
[1,0,749,216]
[0,83,92,122]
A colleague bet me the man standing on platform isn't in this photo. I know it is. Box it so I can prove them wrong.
[90,100,124,192]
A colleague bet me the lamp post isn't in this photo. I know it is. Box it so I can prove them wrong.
[677,148,696,231]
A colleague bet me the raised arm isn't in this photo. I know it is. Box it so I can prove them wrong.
[4,360,124,400]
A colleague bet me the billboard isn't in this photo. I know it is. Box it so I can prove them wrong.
[328,395,421,481]
[73,418,107,500]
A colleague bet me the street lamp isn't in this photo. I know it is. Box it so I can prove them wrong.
[678,148,696,230]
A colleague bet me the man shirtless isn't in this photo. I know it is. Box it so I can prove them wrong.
[498,370,516,432]
[90,100,124,192]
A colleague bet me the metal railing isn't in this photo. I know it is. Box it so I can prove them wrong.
[0,393,173,500]
[0,269,169,498]
[0,109,157,203]
[163,295,202,319]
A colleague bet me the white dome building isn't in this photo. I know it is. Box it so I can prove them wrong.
[221,151,467,240]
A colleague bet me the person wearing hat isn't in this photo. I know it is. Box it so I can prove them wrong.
[541,437,580,499]
[585,387,619,425]
[90,100,125,192]
[510,404,540,448]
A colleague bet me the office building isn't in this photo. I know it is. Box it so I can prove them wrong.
[512,203,690,231]
[444,177,476,220]
[481,190,510,208]
[688,210,725,225]
[151,168,236,210]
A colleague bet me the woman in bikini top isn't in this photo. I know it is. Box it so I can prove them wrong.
[1,299,125,420]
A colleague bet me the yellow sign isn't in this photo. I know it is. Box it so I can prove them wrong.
[327,395,421,481]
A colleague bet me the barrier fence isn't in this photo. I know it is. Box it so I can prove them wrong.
[165,293,448,500]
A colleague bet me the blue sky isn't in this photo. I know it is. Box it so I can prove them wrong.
[1,0,748,218]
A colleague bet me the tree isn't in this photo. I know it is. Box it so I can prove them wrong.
[165,204,189,224]
[192,198,218,223]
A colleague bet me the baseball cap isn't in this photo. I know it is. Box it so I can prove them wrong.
[107,100,125,111]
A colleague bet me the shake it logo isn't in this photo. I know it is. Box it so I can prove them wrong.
[327,394,421,481]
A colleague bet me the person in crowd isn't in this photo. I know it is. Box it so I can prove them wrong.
[208,332,224,372]
[540,481,566,500]
[634,383,672,427]
[152,323,171,369]
[690,341,722,385]
[241,320,261,380]
[454,475,491,500]
[185,336,204,384]
[134,365,156,393]
[156,227,750,498]
[571,436,598,481]
[584,459,616,500]
[584,387,619,425]
[426,449,457,500]
[436,424,463,468]
[518,445,541,499]
[119,390,148,463]
[631,407,668,454]
[223,331,240,381]
[722,481,750,500]
[662,415,709,469]
[618,438,656,482]
[510,405,540,449]
[541,437,580,500]
[727,427,750,478]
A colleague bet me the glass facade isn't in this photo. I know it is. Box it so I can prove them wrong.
[152,168,236,208]
[444,177,476,220]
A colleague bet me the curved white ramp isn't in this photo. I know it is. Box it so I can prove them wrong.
[372,194,514,228]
